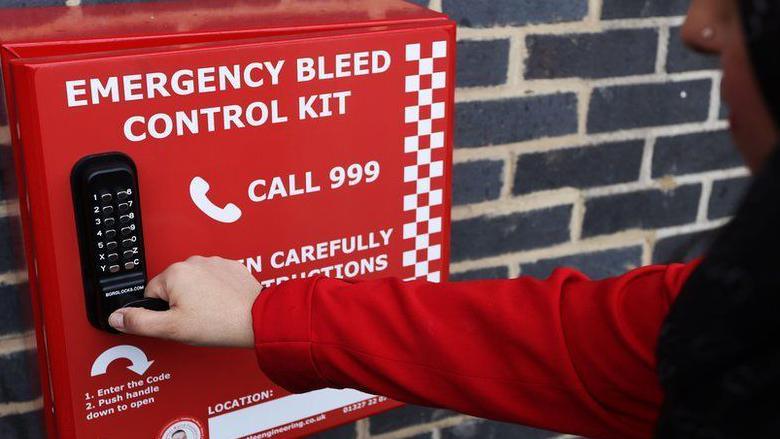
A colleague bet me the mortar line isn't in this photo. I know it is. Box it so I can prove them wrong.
[0,125,10,145]
[507,32,527,88]
[450,232,652,273]
[0,331,36,356]
[450,217,732,274]
[500,150,515,199]
[587,0,604,24]
[0,199,20,219]
[456,16,686,40]
[456,69,721,103]
[0,270,28,286]
[708,71,724,122]
[655,25,670,74]
[696,178,714,223]
[639,137,656,183]
[370,415,470,439]
[642,233,655,266]
[0,397,43,418]
[356,418,370,439]
[570,193,585,242]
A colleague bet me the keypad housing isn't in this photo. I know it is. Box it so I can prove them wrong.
[72,153,148,332]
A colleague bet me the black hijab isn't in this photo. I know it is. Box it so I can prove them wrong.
[655,1,780,438]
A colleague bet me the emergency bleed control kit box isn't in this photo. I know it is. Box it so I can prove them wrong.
[0,1,454,437]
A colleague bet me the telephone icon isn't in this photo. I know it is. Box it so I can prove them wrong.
[189,176,242,224]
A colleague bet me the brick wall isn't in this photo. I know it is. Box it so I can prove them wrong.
[0,0,749,438]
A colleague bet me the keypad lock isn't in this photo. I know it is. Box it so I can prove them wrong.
[72,153,167,332]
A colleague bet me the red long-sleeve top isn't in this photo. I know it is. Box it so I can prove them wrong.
[251,262,699,439]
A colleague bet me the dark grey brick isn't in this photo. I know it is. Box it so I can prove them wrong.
[652,130,744,177]
[452,205,572,261]
[514,140,644,194]
[521,246,642,280]
[601,0,688,19]
[0,78,7,126]
[309,421,357,439]
[0,283,32,336]
[0,216,25,272]
[443,0,587,28]
[666,27,720,73]
[0,0,62,7]
[457,39,510,87]
[525,29,657,79]
[456,94,578,148]
[708,176,751,220]
[453,160,503,205]
[442,419,562,439]
[0,350,40,403]
[588,80,712,133]
[653,230,716,264]
[370,405,457,435]
[0,411,44,439]
[450,266,509,281]
[0,144,18,201]
[582,185,702,238]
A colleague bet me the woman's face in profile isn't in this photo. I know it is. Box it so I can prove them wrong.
[682,0,778,171]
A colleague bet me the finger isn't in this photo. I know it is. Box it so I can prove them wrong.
[144,272,168,301]
[108,307,175,339]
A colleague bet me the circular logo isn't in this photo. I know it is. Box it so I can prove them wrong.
[159,418,204,439]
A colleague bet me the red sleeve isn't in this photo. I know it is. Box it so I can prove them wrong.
[252,262,699,439]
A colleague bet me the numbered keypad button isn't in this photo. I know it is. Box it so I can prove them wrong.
[121,227,133,237]
[106,241,118,251]
[122,239,134,249]
[104,217,116,228]
[105,229,117,240]
[116,191,129,202]
[119,215,132,225]
[118,203,130,214]
[102,206,114,216]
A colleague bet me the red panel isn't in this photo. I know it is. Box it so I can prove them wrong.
[3,6,455,438]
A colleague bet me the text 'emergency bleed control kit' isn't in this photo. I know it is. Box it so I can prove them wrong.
[0,1,455,437]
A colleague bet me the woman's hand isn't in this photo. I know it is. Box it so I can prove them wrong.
[108,256,261,348]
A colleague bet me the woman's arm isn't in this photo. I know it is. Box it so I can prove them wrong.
[253,263,698,439]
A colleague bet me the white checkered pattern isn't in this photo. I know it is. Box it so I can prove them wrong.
[402,41,448,283]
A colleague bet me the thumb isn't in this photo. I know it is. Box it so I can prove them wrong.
[109,307,174,338]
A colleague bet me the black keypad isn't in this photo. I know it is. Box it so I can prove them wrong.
[73,153,150,332]
[88,185,143,275]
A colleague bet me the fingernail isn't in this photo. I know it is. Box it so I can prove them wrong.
[108,312,124,330]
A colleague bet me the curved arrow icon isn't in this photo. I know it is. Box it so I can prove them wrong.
[90,345,154,377]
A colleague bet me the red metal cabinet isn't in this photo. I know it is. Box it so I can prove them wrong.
[0,1,455,438]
